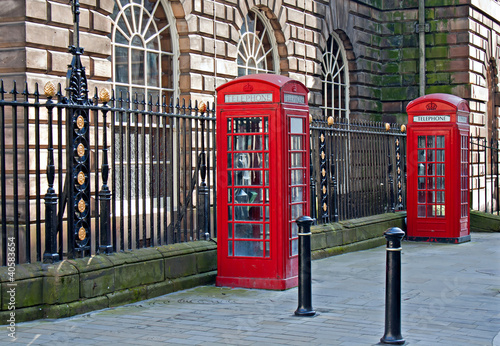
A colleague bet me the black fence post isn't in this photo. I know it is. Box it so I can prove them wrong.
[198,101,210,240]
[99,89,112,254]
[330,154,338,222]
[380,227,405,345]
[385,123,395,213]
[43,82,59,263]
[294,215,315,317]
[309,151,317,221]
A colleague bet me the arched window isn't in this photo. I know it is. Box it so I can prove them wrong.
[237,10,279,76]
[111,0,177,104]
[322,34,349,120]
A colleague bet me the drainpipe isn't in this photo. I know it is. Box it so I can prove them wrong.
[418,0,427,96]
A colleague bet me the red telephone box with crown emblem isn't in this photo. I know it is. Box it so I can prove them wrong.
[406,93,470,243]
[215,74,310,290]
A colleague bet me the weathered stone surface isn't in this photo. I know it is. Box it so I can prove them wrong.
[164,254,196,279]
[42,261,80,305]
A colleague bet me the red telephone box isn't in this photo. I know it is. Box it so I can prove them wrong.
[215,74,310,290]
[406,93,470,243]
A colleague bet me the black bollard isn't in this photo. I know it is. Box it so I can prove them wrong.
[380,227,405,345]
[294,216,316,316]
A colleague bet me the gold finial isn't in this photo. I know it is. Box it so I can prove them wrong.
[309,114,313,124]
[385,123,390,131]
[400,124,406,133]
[78,227,87,241]
[327,116,334,126]
[44,81,56,98]
[99,88,110,103]
[199,101,207,113]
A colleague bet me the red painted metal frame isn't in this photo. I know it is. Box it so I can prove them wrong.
[406,94,470,243]
[215,74,310,289]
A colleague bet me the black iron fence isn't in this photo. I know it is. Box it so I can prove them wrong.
[310,119,407,223]
[0,80,216,265]
[470,134,500,214]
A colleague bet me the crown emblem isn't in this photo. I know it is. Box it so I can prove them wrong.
[243,83,253,92]
[426,102,437,111]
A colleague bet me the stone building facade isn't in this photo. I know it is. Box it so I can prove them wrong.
[0,0,499,135]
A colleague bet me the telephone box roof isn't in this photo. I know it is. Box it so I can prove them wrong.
[407,93,470,113]
[216,73,308,92]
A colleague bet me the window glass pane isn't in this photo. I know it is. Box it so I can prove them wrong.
[228,241,233,256]
[147,52,159,87]
[131,48,145,84]
[115,46,129,83]
[265,224,270,239]
[228,223,233,238]
[234,153,262,169]
[291,222,298,237]
[227,154,232,168]
[227,172,232,186]
[228,189,232,203]
[437,191,445,203]
[264,153,269,168]
[234,241,263,257]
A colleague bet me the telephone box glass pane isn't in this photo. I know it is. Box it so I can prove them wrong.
[436,164,445,176]
[427,205,435,217]
[418,191,425,203]
[436,177,445,189]
[426,150,434,162]
[290,118,304,133]
[228,241,233,256]
[427,163,434,175]
[234,223,263,239]
[418,178,425,189]
[418,205,425,217]
[436,150,445,162]
[291,187,303,202]
[427,177,435,189]
[418,136,426,148]
[290,135,302,150]
[234,135,262,151]
[291,239,298,256]
[234,241,263,257]
[427,191,435,203]
[234,118,263,133]
[291,153,303,167]
[418,150,425,162]
[436,135,445,148]
[291,170,304,185]
[427,136,435,148]
[291,204,303,219]
[418,163,425,175]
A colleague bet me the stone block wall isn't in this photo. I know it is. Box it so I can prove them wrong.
[0,0,113,92]
[0,240,217,323]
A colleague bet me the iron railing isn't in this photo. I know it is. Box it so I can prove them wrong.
[310,119,407,223]
[0,81,216,265]
[470,134,500,214]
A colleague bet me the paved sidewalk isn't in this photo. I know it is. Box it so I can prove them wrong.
[2,232,499,346]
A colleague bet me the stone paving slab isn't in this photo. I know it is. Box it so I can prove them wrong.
[1,232,499,345]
